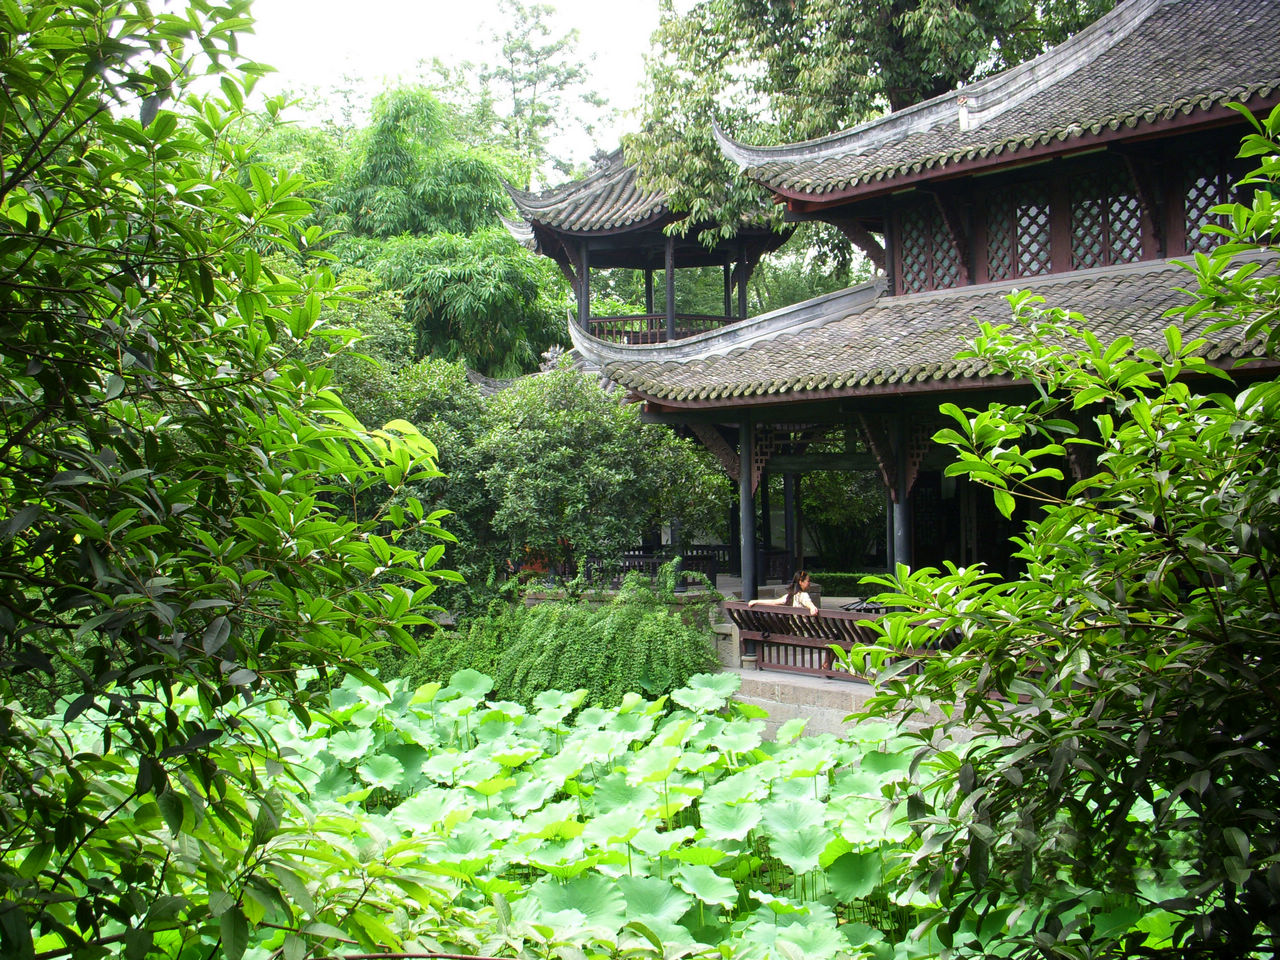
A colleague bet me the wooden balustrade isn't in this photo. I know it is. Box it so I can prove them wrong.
[722,601,957,681]
[588,313,737,344]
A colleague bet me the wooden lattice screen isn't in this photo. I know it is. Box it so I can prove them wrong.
[1183,152,1228,256]
[900,200,963,293]
[1070,163,1143,269]
[987,182,1052,281]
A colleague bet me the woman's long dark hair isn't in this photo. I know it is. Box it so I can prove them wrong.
[783,570,809,606]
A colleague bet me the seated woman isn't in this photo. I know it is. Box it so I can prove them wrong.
[747,571,819,616]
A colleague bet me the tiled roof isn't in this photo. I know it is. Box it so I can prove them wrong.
[602,259,1268,404]
[717,0,1280,199]
[507,150,668,234]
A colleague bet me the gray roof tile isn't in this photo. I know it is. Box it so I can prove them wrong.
[603,259,1269,403]
[718,0,1280,198]
[507,150,667,234]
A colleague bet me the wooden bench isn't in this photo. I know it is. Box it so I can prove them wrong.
[721,601,956,681]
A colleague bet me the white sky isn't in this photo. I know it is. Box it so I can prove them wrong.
[240,0,667,166]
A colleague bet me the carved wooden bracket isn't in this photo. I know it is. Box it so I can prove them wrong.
[690,423,739,482]
[831,219,886,272]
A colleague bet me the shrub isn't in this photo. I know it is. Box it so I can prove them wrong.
[400,568,721,706]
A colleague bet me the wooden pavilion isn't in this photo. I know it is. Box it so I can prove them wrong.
[511,0,1280,604]
[506,150,790,345]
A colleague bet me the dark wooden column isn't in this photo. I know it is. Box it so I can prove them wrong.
[783,472,798,572]
[578,240,591,330]
[737,240,748,320]
[644,268,654,314]
[892,413,912,568]
[723,261,732,318]
[738,417,756,601]
[664,235,676,342]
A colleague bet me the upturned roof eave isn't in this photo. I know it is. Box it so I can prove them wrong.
[767,95,1278,209]
[713,0,1166,172]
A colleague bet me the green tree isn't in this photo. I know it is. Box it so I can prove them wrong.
[0,2,452,954]
[331,86,508,239]
[629,0,1115,240]
[477,360,730,577]
[471,0,607,188]
[852,105,1280,956]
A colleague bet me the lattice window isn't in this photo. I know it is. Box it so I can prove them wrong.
[899,200,962,293]
[1070,163,1143,269]
[1184,153,1226,255]
[986,182,1051,280]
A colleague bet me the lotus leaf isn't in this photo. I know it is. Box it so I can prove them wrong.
[666,843,726,866]
[699,800,761,842]
[357,754,404,790]
[528,873,627,935]
[774,717,808,744]
[673,864,738,908]
[826,849,882,901]
[327,728,374,764]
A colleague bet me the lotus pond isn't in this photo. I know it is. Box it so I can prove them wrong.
[25,669,1189,959]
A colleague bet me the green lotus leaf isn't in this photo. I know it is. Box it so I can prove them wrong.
[487,738,543,768]
[731,701,770,720]
[763,796,825,835]
[774,717,808,744]
[750,890,809,916]
[700,800,761,842]
[859,748,913,783]
[391,786,472,834]
[409,681,442,704]
[326,728,374,764]
[775,905,846,959]
[769,824,828,875]
[357,754,404,790]
[611,711,657,742]
[826,849,882,901]
[468,774,517,799]
[841,922,887,947]
[582,806,646,847]
[590,772,654,812]
[439,695,481,722]
[712,720,764,756]
[530,873,626,934]
[617,875,693,923]
[455,757,501,787]
[671,685,729,713]
[785,745,834,779]
[632,825,695,859]
[627,745,681,785]
[673,864,738,909]
[574,706,613,730]
[703,767,771,808]
[666,843,726,866]
[509,774,560,815]
[535,748,587,784]
[448,669,495,698]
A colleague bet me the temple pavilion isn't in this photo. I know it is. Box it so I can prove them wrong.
[508,0,1280,601]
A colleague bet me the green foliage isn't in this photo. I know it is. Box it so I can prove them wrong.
[476,360,731,573]
[0,3,453,954]
[432,0,608,187]
[331,87,508,238]
[845,105,1280,956]
[374,227,569,376]
[629,0,1115,241]
[409,570,721,706]
[802,471,887,569]
[9,668,948,960]
[303,84,571,377]
[806,572,881,596]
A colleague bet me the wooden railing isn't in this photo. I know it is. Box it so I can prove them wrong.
[588,313,736,344]
[722,601,958,681]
